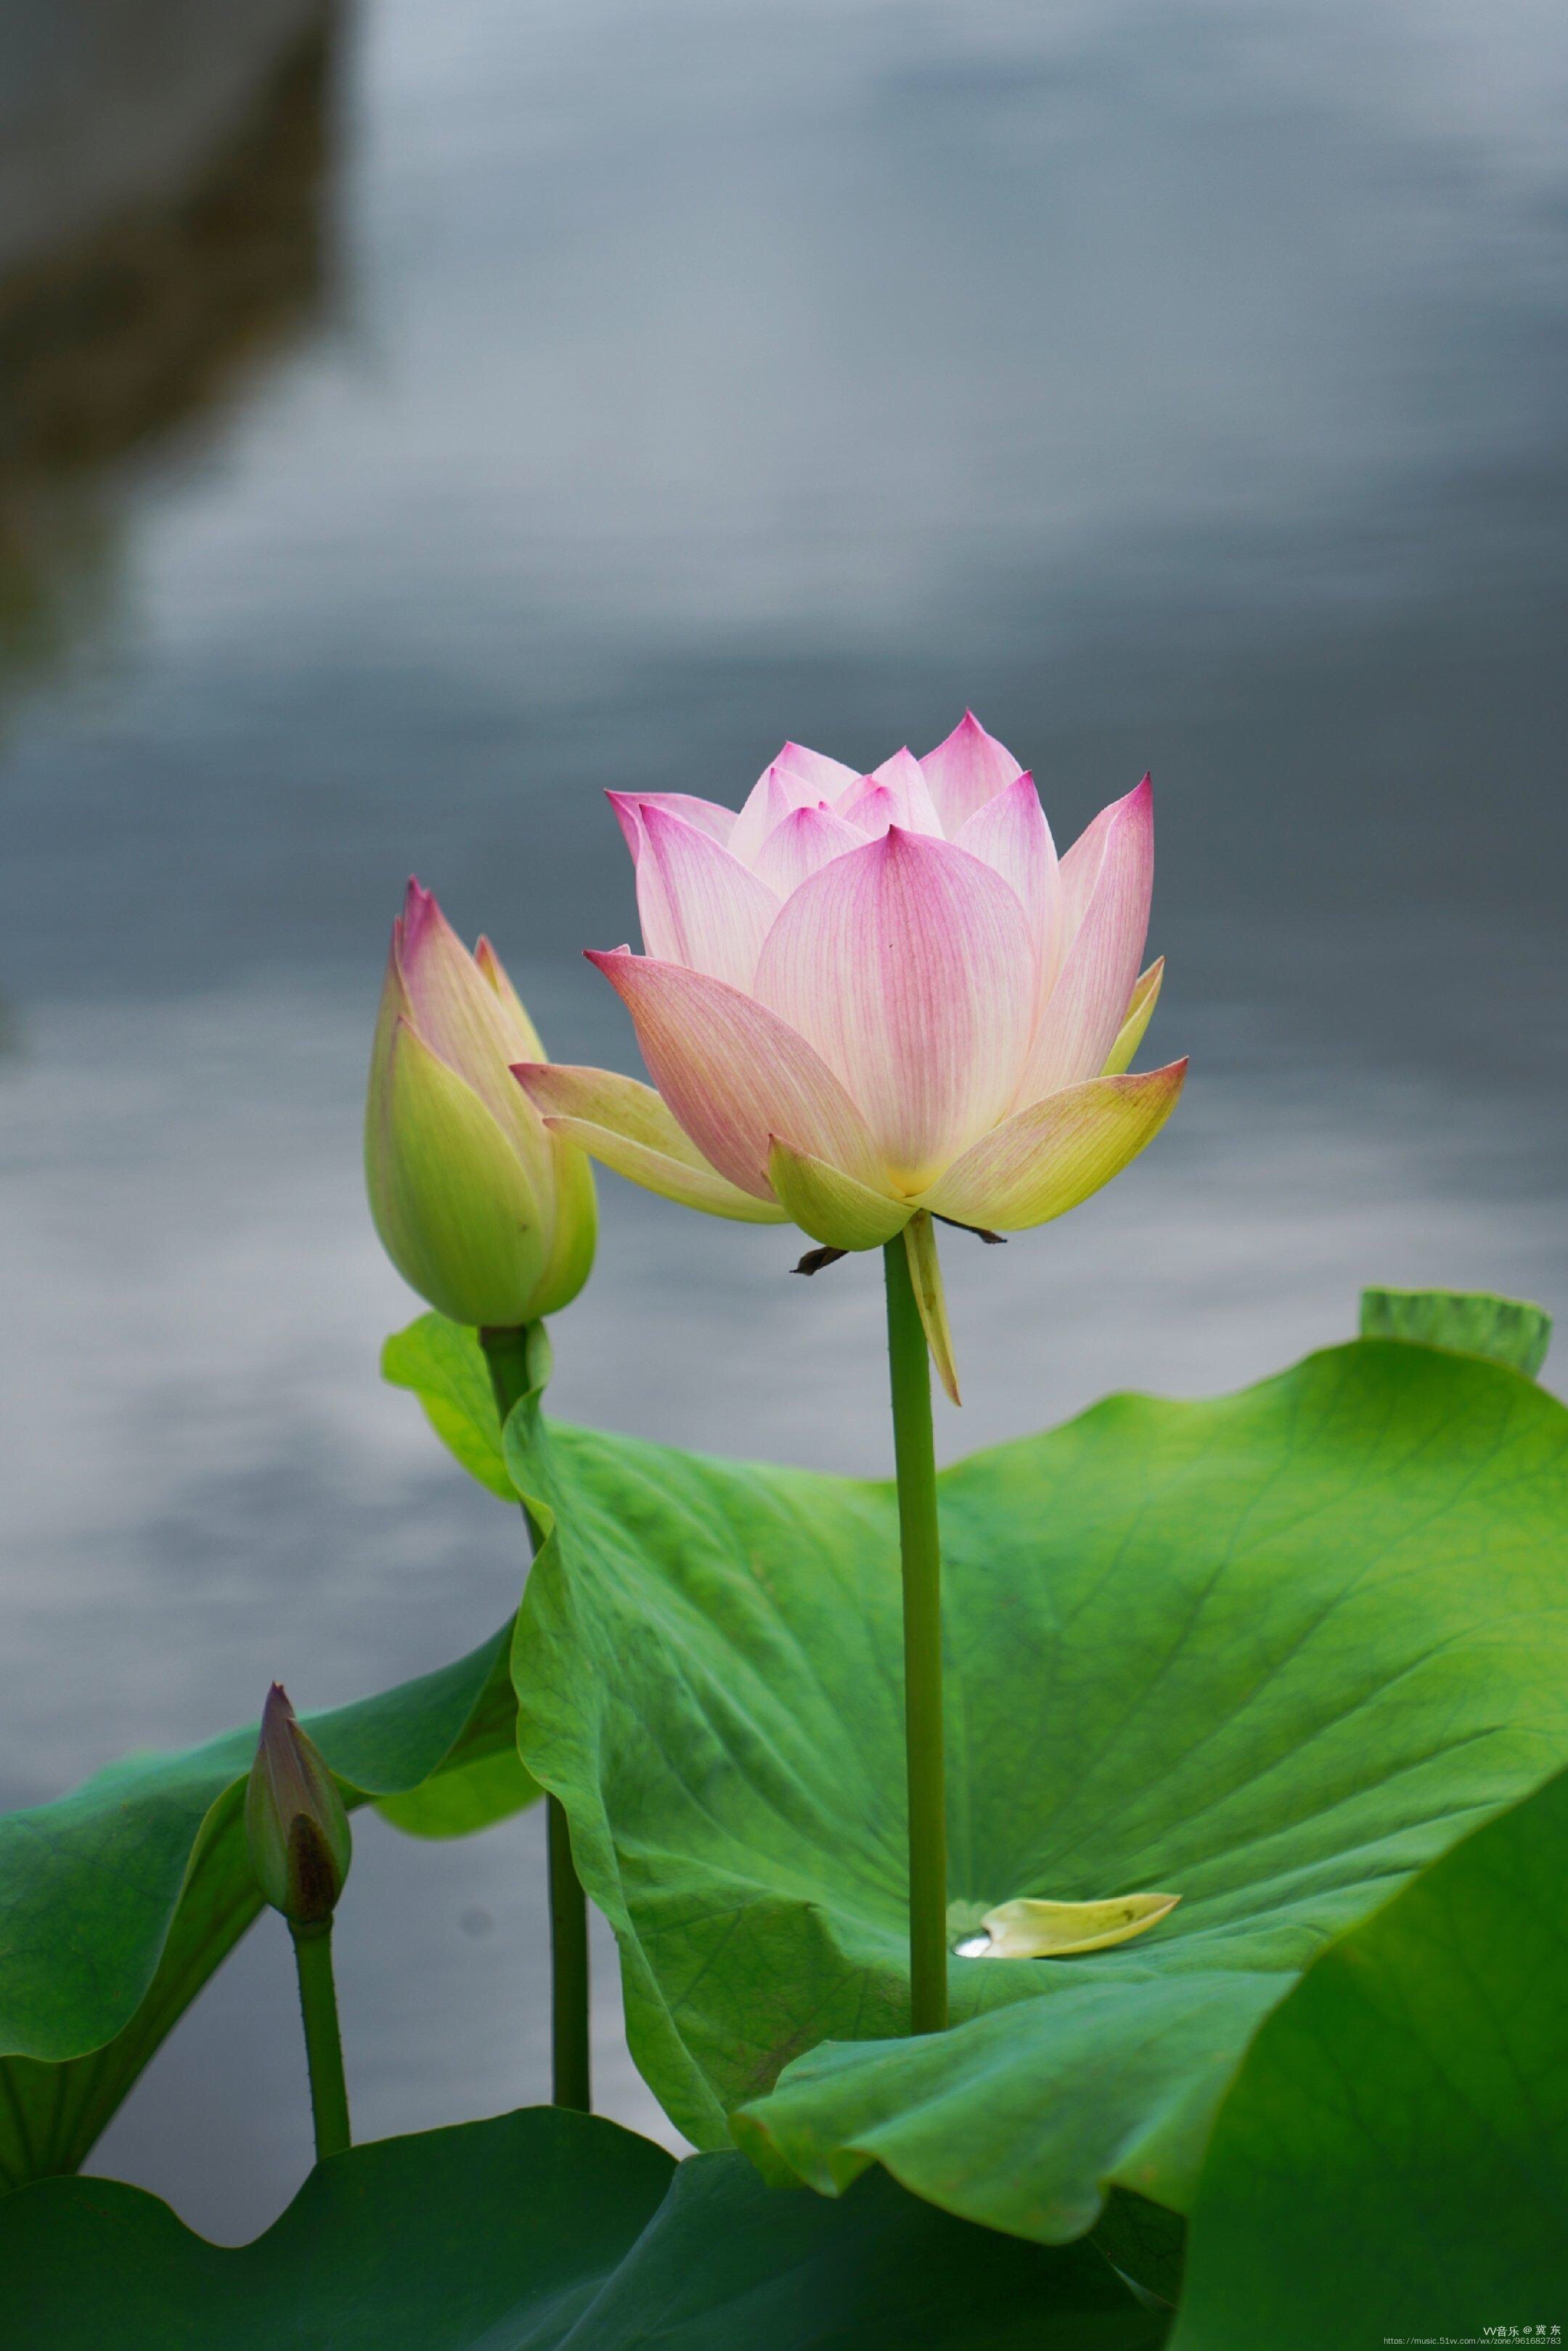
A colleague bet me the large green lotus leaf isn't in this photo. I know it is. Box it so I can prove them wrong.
[1090,2188,1188,2310]
[375,1743,543,1838]
[374,1315,544,1835]
[0,1623,517,2191]
[502,1338,1568,2242]
[1172,1763,1568,2347]
[1360,1284,1553,1377]
[0,2108,1162,2349]
[382,1309,517,1501]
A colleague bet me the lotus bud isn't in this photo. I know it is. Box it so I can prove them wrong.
[245,1684,353,1926]
[364,880,597,1329]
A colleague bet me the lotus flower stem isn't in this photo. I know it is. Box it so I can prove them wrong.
[481,1324,592,2112]
[289,1920,351,2161]
[512,717,1188,2028]
[883,1234,949,2034]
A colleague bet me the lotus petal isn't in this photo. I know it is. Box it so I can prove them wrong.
[753,829,1036,1192]
[773,741,863,800]
[954,773,1062,996]
[839,753,944,839]
[728,758,830,867]
[528,1125,601,1313]
[1101,958,1164,1077]
[395,882,555,1202]
[635,806,781,990]
[473,935,547,1061]
[964,1891,1180,1960]
[517,1062,787,1223]
[919,711,1024,835]
[918,1060,1186,1231]
[1055,780,1138,940]
[753,802,866,898]
[585,950,887,1199]
[607,791,737,860]
[1018,777,1153,1101]
[367,1018,546,1324]
[767,1137,910,1250]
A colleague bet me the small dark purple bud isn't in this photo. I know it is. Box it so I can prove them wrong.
[245,1684,352,1926]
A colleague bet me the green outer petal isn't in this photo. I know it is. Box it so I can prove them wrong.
[521,1063,716,1166]
[473,934,548,1063]
[902,1210,960,1403]
[549,1114,788,1223]
[530,1128,599,1319]
[1101,958,1164,1076]
[767,1138,910,1250]
[918,1062,1185,1231]
[521,1062,788,1224]
[398,905,558,1215]
[367,1019,547,1325]
[369,933,415,1075]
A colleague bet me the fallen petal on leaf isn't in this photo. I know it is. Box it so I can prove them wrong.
[965,1891,1181,1959]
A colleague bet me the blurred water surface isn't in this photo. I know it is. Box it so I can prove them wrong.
[1,0,1565,2240]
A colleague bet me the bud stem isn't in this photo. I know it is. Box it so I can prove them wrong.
[481,1322,593,2111]
[883,1235,949,2034]
[547,1790,592,2110]
[289,1920,351,2161]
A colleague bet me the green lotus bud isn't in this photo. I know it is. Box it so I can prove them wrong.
[364,880,597,1329]
[245,1684,353,1926]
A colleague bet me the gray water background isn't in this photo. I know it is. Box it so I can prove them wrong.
[2,0,1565,2240]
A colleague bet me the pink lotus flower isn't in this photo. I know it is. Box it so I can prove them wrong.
[515,715,1184,1381]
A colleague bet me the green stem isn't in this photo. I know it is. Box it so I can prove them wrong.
[290,1920,351,2160]
[481,1323,593,2112]
[547,1793,592,2109]
[883,1236,949,2034]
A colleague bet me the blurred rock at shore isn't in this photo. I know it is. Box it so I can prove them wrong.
[0,0,342,704]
